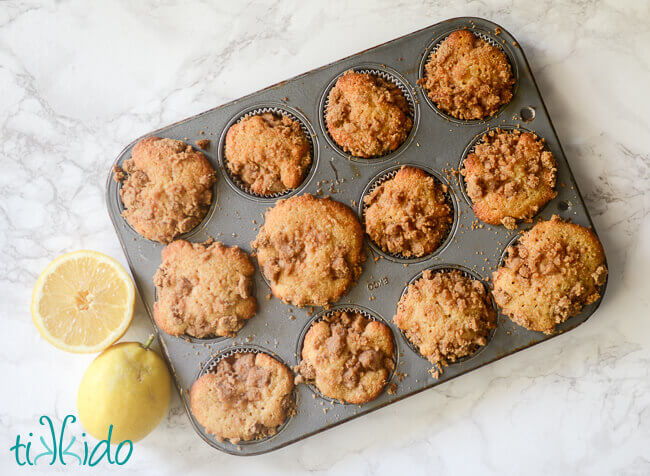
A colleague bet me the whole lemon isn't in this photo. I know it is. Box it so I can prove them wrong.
[77,335,171,443]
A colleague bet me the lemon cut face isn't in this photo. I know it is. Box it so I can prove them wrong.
[32,251,135,353]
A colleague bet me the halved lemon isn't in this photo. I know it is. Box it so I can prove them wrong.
[31,250,135,353]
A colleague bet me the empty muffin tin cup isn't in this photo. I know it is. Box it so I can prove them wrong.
[418,27,519,124]
[218,104,319,202]
[359,164,458,263]
[190,344,297,448]
[295,304,398,405]
[397,264,498,367]
[319,63,419,164]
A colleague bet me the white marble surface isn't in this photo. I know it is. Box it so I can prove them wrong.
[1,0,649,474]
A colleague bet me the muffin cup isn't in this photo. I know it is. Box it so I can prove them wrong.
[418,27,519,124]
[458,125,557,224]
[191,344,296,447]
[359,164,457,263]
[295,304,398,405]
[494,231,609,333]
[397,264,498,366]
[319,63,419,163]
[152,266,255,345]
[218,104,319,202]
[114,144,219,244]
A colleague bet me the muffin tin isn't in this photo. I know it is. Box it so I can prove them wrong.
[106,17,608,455]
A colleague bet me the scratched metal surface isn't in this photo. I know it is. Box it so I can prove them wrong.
[105,17,607,455]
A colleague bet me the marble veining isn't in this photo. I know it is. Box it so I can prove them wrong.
[1,0,648,474]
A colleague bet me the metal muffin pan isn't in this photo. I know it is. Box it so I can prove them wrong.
[106,17,608,455]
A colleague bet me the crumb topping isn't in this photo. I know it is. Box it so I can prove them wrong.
[114,137,216,243]
[225,113,312,195]
[418,29,514,120]
[190,352,294,443]
[462,129,557,228]
[492,215,607,334]
[153,240,256,338]
[299,310,394,404]
[326,70,412,158]
[364,166,452,257]
[394,269,496,365]
[252,194,365,307]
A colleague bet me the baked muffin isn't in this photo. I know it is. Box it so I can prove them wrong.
[251,194,365,307]
[153,240,256,338]
[114,137,216,243]
[364,166,452,257]
[419,29,514,120]
[462,129,557,229]
[299,310,394,404]
[492,215,607,334]
[325,70,412,158]
[190,352,294,443]
[394,269,496,365]
[224,112,312,195]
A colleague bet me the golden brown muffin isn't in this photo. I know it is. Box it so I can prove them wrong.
[251,194,365,307]
[114,137,216,243]
[224,112,312,195]
[153,240,256,338]
[190,352,294,443]
[394,269,496,365]
[462,129,557,229]
[325,70,412,158]
[419,29,514,120]
[364,166,452,257]
[492,215,607,334]
[299,310,394,404]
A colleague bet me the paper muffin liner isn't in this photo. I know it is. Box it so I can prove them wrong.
[295,305,398,405]
[195,344,296,446]
[418,27,519,123]
[218,105,317,201]
[319,64,418,163]
[397,264,498,367]
[359,164,457,263]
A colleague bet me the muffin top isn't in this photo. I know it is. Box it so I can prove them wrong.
[462,129,557,229]
[492,215,607,334]
[114,137,216,243]
[325,70,412,158]
[419,29,514,120]
[251,194,365,308]
[153,239,256,338]
[299,310,394,404]
[363,166,452,257]
[190,352,294,443]
[394,269,496,365]
[225,112,312,196]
